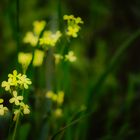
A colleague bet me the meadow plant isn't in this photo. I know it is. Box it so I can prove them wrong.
[0,14,83,140]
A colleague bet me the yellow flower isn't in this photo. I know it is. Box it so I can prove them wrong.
[52,94,58,101]
[65,51,77,62]
[33,20,46,35]
[33,49,45,66]
[67,25,80,38]
[20,102,30,114]
[13,109,20,121]
[75,17,84,24]
[57,91,64,105]
[18,75,32,89]
[23,32,38,47]
[9,91,23,105]
[39,31,61,47]
[54,108,62,118]
[63,15,74,20]
[18,52,32,71]
[63,14,83,38]
[0,104,8,116]
[54,54,63,64]
[0,98,3,104]
[1,79,12,91]
[46,90,54,98]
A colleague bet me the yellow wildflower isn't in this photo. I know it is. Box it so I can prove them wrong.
[63,15,74,20]
[0,104,8,116]
[9,91,23,105]
[39,31,61,47]
[54,54,63,64]
[18,52,32,71]
[63,14,83,38]
[33,49,45,66]
[65,51,77,62]
[57,91,64,105]
[1,79,12,91]
[0,98,3,104]
[23,32,38,47]
[67,25,80,38]
[33,20,46,35]
[18,74,32,89]
[54,108,62,117]
[46,90,54,98]
[52,94,58,101]
[20,102,30,114]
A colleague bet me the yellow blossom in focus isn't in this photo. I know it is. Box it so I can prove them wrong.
[1,79,11,91]
[18,74,32,89]
[40,31,61,47]
[33,20,46,35]
[33,50,45,66]
[67,25,80,38]
[20,102,30,114]
[1,70,32,91]
[18,52,32,71]
[0,104,8,116]
[0,98,3,104]
[65,51,77,62]
[54,54,63,64]
[54,108,62,117]
[23,32,38,47]
[63,14,83,38]
[9,91,23,105]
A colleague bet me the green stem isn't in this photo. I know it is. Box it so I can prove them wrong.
[12,112,20,140]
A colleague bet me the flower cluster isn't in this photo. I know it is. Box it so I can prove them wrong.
[23,20,61,49]
[63,15,83,38]
[2,70,32,91]
[1,70,31,120]
[46,90,64,117]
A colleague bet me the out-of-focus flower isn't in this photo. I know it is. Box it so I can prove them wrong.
[0,98,3,104]
[23,32,38,47]
[0,104,8,116]
[54,108,62,118]
[9,91,23,105]
[57,91,64,105]
[33,49,45,66]
[18,52,32,71]
[33,20,46,35]
[54,54,63,64]
[39,31,61,47]
[65,51,77,62]
[23,20,46,47]
[46,90,55,98]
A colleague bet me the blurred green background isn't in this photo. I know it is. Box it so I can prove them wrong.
[0,0,140,140]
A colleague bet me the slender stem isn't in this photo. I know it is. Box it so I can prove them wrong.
[12,112,20,140]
